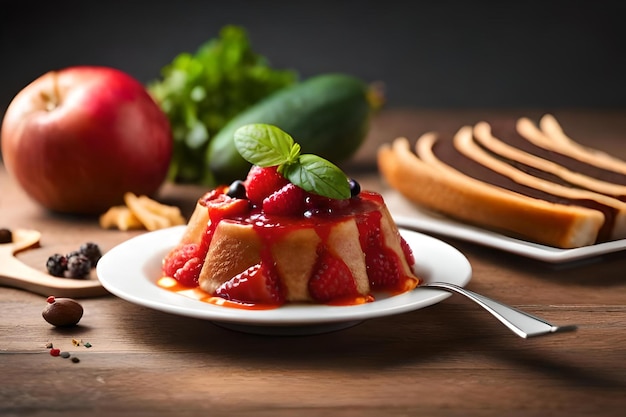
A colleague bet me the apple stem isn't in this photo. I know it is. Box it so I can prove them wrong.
[41,71,61,111]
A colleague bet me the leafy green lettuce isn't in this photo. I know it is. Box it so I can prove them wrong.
[148,25,297,184]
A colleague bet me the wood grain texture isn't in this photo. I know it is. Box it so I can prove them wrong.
[1,109,625,417]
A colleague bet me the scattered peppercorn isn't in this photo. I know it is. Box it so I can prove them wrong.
[45,339,89,364]
[0,228,12,243]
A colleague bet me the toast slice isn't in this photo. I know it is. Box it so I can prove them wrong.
[377,122,620,248]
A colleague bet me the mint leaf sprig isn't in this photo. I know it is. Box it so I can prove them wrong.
[233,124,351,199]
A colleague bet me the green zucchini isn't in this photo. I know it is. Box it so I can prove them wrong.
[206,73,376,184]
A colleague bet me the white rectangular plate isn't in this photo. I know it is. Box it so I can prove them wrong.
[384,190,626,263]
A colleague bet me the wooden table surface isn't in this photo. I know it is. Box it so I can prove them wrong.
[1,109,625,417]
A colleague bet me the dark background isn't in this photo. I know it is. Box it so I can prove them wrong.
[1,0,625,116]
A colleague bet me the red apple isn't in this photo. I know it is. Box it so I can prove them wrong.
[1,66,173,214]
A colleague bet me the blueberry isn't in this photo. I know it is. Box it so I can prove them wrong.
[79,242,102,266]
[46,254,68,277]
[66,254,92,278]
[349,178,361,197]
[226,180,247,199]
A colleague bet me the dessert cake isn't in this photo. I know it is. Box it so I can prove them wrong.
[161,124,420,307]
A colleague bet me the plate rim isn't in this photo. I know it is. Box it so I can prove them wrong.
[392,211,626,263]
[96,225,472,327]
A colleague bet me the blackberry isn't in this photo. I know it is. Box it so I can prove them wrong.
[66,250,81,259]
[349,178,361,197]
[66,253,92,278]
[46,254,68,277]
[79,242,102,266]
[226,180,247,199]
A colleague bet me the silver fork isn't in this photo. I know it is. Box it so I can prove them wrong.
[421,282,578,338]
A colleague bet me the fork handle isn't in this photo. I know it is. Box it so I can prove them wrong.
[422,282,578,338]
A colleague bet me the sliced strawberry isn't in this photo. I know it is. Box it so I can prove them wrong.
[308,249,359,303]
[215,263,284,305]
[198,187,227,205]
[206,193,250,223]
[162,243,203,287]
[263,183,306,216]
[245,165,289,205]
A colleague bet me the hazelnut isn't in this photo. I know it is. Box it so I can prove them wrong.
[42,296,83,327]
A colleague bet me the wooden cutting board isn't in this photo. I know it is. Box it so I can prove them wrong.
[0,229,108,298]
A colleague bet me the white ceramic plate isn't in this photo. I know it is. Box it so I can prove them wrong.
[97,226,472,335]
[385,191,626,264]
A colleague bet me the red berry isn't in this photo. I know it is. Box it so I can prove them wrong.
[365,247,402,289]
[50,348,61,357]
[245,166,288,205]
[215,263,284,305]
[357,211,407,290]
[263,183,306,216]
[400,236,415,266]
[308,250,359,303]
[173,256,203,287]
[162,243,202,286]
